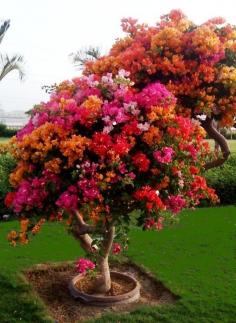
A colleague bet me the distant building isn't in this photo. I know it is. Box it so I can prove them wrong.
[0,109,29,129]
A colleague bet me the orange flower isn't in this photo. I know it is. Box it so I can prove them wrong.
[157,176,170,189]
[31,218,46,235]
[142,126,162,146]
[20,218,29,233]
[10,162,31,187]
[60,135,91,167]
[44,158,62,174]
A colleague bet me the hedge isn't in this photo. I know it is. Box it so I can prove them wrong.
[205,154,236,205]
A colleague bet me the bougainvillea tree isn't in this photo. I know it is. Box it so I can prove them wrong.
[85,10,236,168]
[5,71,217,293]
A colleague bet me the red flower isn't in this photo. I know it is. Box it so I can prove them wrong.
[4,192,15,208]
[122,120,142,136]
[134,186,165,212]
[132,152,150,172]
[112,243,122,254]
[90,132,112,157]
[189,166,199,175]
[112,136,132,157]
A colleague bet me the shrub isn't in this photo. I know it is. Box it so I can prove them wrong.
[0,152,16,218]
[205,154,236,205]
[0,124,17,137]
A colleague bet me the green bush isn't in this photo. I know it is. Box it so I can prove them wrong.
[0,123,17,137]
[205,154,236,205]
[0,153,16,217]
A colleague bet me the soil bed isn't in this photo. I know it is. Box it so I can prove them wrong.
[75,273,135,296]
[25,261,178,323]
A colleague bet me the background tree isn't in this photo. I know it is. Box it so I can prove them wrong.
[70,46,101,70]
[85,10,236,168]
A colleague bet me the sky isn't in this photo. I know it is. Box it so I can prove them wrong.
[0,0,236,113]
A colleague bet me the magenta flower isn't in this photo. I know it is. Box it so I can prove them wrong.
[166,195,186,214]
[56,186,78,210]
[136,82,176,110]
[153,147,175,164]
[77,178,101,201]
[75,258,96,274]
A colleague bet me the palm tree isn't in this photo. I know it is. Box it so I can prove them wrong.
[0,19,25,81]
[70,46,101,70]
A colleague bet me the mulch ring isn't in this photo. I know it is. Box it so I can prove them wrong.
[24,261,178,323]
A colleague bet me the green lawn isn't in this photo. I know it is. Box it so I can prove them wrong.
[208,139,236,153]
[0,137,10,143]
[0,207,236,322]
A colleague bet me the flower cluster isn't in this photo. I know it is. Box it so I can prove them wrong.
[75,258,96,274]
[85,10,236,126]
[7,70,217,244]
[112,242,122,254]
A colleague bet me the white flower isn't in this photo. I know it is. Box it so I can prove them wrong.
[138,122,150,131]
[103,125,113,133]
[155,190,160,196]
[118,69,130,77]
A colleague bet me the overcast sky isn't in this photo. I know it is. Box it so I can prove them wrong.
[0,0,236,112]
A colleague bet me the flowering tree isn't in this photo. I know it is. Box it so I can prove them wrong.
[5,71,217,293]
[85,10,236,168]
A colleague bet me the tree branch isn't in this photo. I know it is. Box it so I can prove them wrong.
[103,226,115,258]
[73,210,95,235]
[201,117,230,170]
[70,210,97,253]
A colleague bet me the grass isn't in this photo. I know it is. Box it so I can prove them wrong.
[208,139,236,153]
[0,137,10,143]
[0,207,236,322]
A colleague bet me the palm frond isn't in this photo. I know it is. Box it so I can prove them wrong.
[0,20,10,44]
[0,54,25,81]
[70,46,101,69]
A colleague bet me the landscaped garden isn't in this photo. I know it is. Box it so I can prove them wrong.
[0,206,236,322]
[1,8,236,323]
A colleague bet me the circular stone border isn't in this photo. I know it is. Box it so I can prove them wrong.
[69,271,140,306]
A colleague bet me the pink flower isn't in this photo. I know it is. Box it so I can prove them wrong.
[166,195,186,214]
[153,147,175,164]
[56,186,78,210]
[77,178,101,201]
[136,82,176,110]
[112,243,122,254]
[118,163,128,174]
[75,258,96,274]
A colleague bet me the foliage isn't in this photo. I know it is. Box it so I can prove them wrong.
[0,151,16,218]
[204,154,236,204]
[85,10,236,127]
[70,46,101,70]
[5,71,217,246]
[0,20,25,81]
[0,124,17,137]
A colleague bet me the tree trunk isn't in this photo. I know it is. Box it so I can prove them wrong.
[213,119,220,152]
[69,210,115,294]
[201,117,230,170]
[70,210,97,253]
[95,226,115,293]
